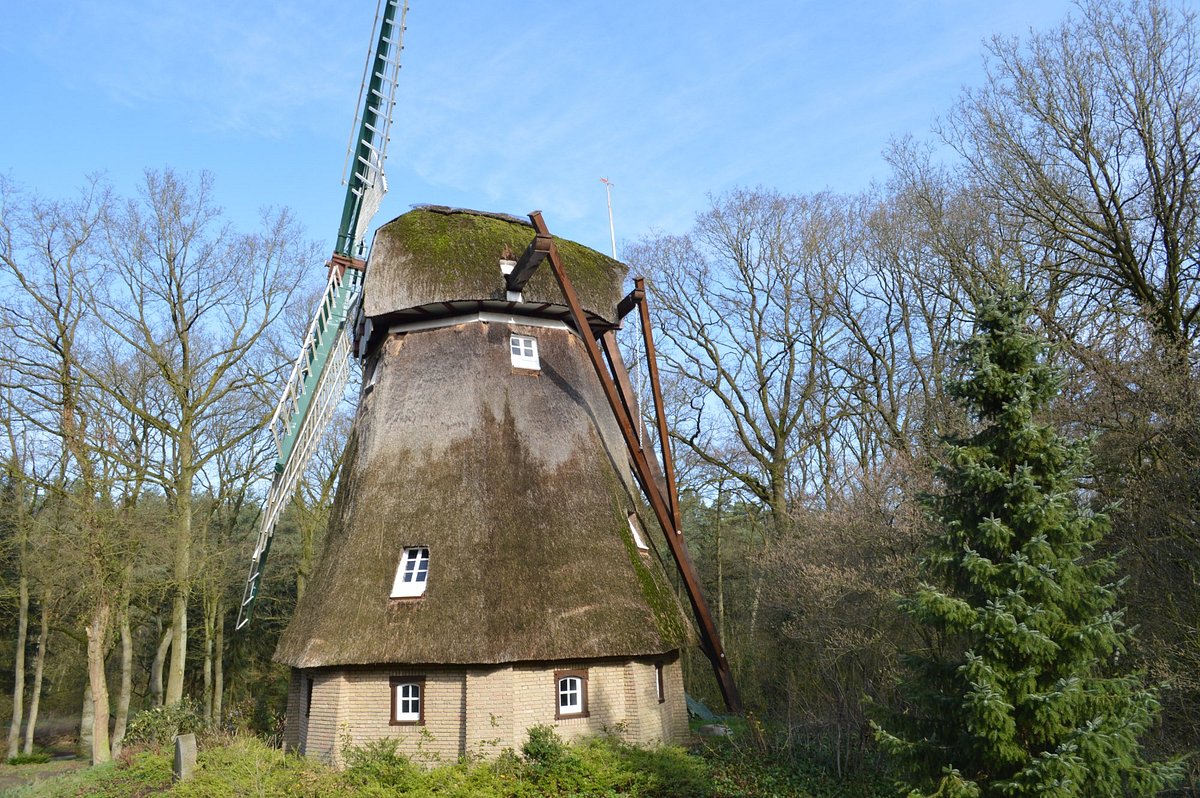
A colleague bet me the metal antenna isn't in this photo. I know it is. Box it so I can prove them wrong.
[600,177,616,259]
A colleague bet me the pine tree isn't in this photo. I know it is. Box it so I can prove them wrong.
[875,294,1180,797]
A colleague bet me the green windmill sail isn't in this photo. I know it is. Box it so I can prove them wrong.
[236,0,408,630]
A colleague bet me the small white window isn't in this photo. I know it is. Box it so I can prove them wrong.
[391,678,423,724]
[510,335,539,370]
[628,514,649,551]
[559,676,582,715]
[391,547,430,598]
[555,669,587,718]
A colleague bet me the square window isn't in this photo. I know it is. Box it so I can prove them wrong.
[510,335,540,370]
[391,547,430,598]
[390,676,425,725]
[554,669,589,719]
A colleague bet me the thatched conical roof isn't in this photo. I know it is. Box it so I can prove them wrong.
[274,208,690,669]
[358,207,626,354]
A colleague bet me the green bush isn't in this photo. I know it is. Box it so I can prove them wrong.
[342,737,418,791]
[9,723,885,798]
[122,698,207,750]
[520,724,567,767]
[6,751,52,765]
[173,735,348,798]
[701,734,892,798]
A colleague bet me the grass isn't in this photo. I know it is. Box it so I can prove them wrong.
[0,727,893,798]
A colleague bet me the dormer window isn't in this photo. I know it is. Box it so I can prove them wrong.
[628,513,649,551]
[391,547,430,598]
[510,335,539,370]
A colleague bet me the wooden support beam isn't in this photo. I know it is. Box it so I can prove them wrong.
[599,332,643,447]
[530,210,743,714]
[615,287,644,321]
[506,231,552,293]
[635,277,682,534]
[598,332,672,513]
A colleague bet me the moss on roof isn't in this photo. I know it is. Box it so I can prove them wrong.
[274,321,690,669]
[363,206,627,323]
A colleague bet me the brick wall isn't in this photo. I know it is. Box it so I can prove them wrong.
[304,669,345,764]
[283,654,688,767]
[337,668,466,765]
[284,670,303,752]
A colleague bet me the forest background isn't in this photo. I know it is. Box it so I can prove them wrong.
[1,0,1198,788]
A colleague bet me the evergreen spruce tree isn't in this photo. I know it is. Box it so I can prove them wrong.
[875,294,1180,797]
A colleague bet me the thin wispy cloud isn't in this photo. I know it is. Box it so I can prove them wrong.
[1,0,1083,258]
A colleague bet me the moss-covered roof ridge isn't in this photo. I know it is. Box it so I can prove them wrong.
[362,206,628,333]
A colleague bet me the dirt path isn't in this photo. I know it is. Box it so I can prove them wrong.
[0,759,87,795]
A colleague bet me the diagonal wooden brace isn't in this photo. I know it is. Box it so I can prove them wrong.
[530,210,742,714]
[506,232,552,293]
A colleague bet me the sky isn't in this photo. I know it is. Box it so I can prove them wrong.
[0,0,1085,265]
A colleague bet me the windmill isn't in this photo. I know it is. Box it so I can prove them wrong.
[237,2,741,764]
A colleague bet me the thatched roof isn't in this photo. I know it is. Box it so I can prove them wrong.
[359,207,627,353]
[275,313,690,669]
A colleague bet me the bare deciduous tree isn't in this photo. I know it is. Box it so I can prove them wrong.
[632,188,853,530]
[89,169,313,706]
[945,0,1200,348]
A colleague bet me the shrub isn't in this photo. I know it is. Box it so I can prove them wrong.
[342,737,418,790]
[123,699,207,750]
[520,724,566,767]
[6,751,52,765]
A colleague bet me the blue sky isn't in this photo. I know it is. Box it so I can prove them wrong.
[1,1,1081,262]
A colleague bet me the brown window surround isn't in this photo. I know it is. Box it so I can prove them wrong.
[554,668,589,719]
[655,662,665,703]
[389,675,426,726]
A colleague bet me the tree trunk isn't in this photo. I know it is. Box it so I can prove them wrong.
[109,610,132,758]
[165,471,193,706]
[202,598,214,722]
[23,597,49,755]
[150,623,172,708]
[6,574,28,759]
[213,599,224,724]
[84,601,112,764]
[78,683,93,758]
[715,495,725,645]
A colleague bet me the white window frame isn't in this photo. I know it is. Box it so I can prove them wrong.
[390,677,424,725]
[628,513,649,551]
[559,677,582,714]
[391,547,430,598]
[555,669,588,718]
[510,334,540,370]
